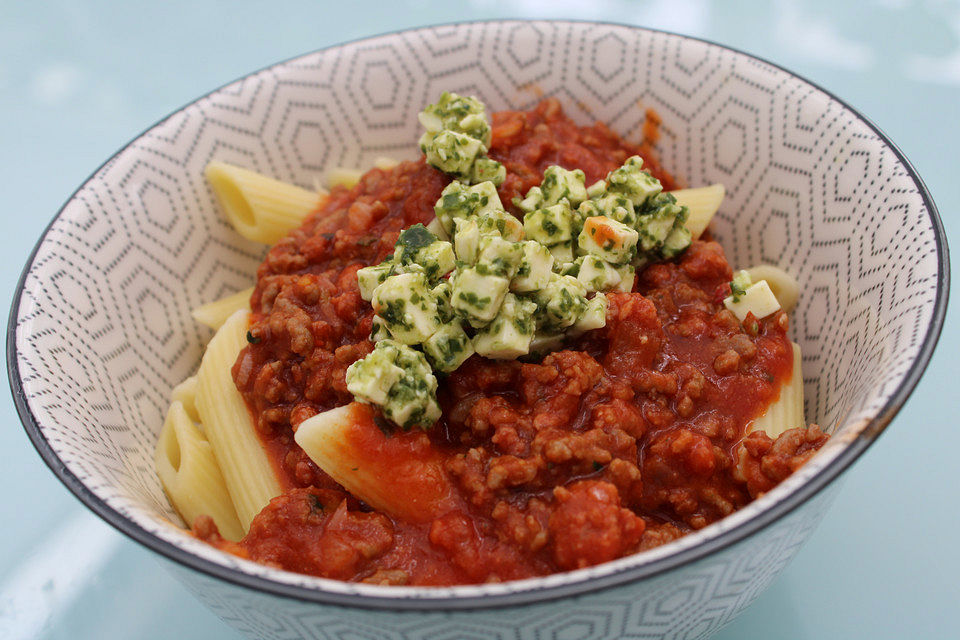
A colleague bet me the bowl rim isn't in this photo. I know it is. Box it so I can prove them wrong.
[8,18,950,611]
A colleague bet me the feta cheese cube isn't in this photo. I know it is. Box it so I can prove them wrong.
[511,241,555,292]
[528,331,566,354]
[523,202,578,245]
[468,181,504,215]
[371,272,442,345]
[576,255,622,292]
[421,130,484,177]
[570,293,608,335]
[453,217,480,263]
[450,266,510,327]
[423,322,475,372]
[579,193,637,228]
[578,216,639,264]
[540,165,588,207]
[384,342,441,429]
[418,109,443,133]
[477,236,523,278]
[476,209,524,242]
[471,157,506,186]
[606,155,662,206]
[723,280,781,322]
[434,182,471,233]
[345,339,442,429]
[434,180,503,234]
[472,293,538,359]
[393,224,455,281]
[345,343,405,405]
[556,260,579,277]
[613,264,636,292]
[416,241,456,281]
[425,216,450,242]
[432,280,455,323]
[370,315,390,342]
[586,179,607,199]
[456,112,490,145]
[357,262,394,301]
[418,91,491,146]
[385,386,441,430]
[514,186,544,213]
[661,224,692,259]
[534,274,587,330]
[636,202,682,253]
[547,240,575,264]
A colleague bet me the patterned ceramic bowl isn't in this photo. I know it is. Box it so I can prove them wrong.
[9,20,948,640]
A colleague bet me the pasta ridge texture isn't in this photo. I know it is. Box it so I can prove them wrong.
[154,400,245,541]
[195,309,283,530]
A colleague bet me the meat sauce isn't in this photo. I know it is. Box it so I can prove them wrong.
[202,98,828,585]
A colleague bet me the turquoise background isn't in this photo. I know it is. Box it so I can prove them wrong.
[1,1,955,638]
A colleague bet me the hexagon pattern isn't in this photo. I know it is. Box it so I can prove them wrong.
[11,21,943,640]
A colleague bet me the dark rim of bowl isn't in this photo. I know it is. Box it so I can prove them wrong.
[8,19,950,611]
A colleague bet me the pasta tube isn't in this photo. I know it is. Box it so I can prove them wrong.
[170,375,201,425]
[326,157,398,190]
[373,156,400,170]
[155,401,245,541]
[205,161,326,244]
[327,167,364,189]
[749,342,804,438]
[671,183,725,239]
[325,158,399,190]
[195,309,282,530]
[191,287,254,330]
[294,402,453,523]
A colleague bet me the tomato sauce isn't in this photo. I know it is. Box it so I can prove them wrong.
[203,99,827,585]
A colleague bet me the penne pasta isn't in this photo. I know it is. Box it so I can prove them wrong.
[327,167,364,189]
[170,375,201,425]
[373,156,400,170]
[205,161,326,244]
[746,264,800,314]
[155,401,245,541]
[195,309,282,531]
[191,287,254,330]
[749,342,804,438]
[327,158,397,189]
[672,183,725,239]
[294,402,453,523]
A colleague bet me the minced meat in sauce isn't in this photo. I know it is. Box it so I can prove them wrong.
[200,98,827,585]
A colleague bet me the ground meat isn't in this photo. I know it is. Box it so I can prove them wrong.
[232,488,395,581]
[640,428,747,529]
[548,480,646,570]
[491,497,551,553]
[637,520,687,551]
[490,97,677,209]
[735,425,830,498]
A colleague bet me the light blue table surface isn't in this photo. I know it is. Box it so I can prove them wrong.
[1,1,956,638]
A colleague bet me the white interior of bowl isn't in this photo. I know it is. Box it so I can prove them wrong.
[12,21,942,602]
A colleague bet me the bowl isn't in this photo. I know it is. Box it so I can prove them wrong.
[8,20,948,640]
